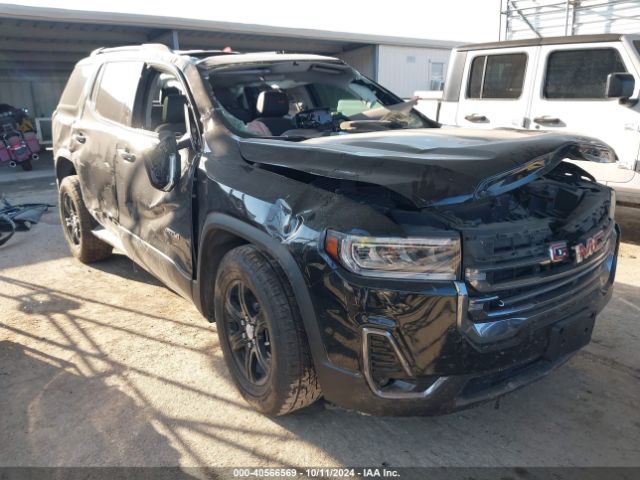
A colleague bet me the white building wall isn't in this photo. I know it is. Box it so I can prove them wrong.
[336,45,376,78]
[376,45,452,98]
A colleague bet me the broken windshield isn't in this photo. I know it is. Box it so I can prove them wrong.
[204,60,433,138]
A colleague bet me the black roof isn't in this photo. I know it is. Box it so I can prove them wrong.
[457,33,625,52]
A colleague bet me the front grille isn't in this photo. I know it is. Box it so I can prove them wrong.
[461,218,616,337]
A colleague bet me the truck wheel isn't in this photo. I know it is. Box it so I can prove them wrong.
[58,175,112,263]
[214,245,322,415]
[20,160,32,171]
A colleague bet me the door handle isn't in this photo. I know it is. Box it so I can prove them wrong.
[117,148,136,162]
[533,116,562,126]
[464,113,489,123]
[73,133,86,144]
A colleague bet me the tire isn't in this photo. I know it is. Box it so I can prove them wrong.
[58,175,112,263]
[20,160,32,171]
[214,245,322,415]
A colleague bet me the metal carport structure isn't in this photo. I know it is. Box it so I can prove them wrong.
[0,3,459,123]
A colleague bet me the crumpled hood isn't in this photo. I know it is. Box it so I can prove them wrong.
[239,128,614,208]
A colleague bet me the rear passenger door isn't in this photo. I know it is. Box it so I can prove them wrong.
[528,44,639,183]
[73,61,143,224]
[456,48,538,129]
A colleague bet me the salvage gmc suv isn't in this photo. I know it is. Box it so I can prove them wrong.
[52,44,619,416]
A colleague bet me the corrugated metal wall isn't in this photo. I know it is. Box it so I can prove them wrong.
[336,45,376,79]
[376,45,451,98]
[0,72,69,118]
[504,0,640,39]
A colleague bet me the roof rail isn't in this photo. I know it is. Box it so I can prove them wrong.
[175,49,239,58]
[90,44,171,56]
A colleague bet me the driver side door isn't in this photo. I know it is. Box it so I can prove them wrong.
[114,64,199,297]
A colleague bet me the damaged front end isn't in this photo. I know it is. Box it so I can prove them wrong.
[239,127,617,208]
[203,126,619,414]
[232,129,619,414]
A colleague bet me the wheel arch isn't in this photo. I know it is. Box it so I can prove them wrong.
[194,213,331,374]
[55,155,76,183]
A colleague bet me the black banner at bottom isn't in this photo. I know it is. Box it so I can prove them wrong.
[0,467,639,480]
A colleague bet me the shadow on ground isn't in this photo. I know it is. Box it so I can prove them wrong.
[1,259,640,467]
[0,340,183,466]
[89,254,164,287]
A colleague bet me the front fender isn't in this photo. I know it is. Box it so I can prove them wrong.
[193,212,357,391]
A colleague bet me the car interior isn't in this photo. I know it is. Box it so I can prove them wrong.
[137,68,191,138]
[207,60,430,138]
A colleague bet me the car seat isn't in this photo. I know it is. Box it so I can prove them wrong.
[155,94,186,136]
[254,91,294,136]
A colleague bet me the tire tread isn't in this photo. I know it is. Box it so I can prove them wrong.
[59,175,112,263]
[216,245,322,415]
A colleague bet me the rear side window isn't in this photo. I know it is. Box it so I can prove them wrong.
[59,64,92,107]
[544,48,627,99]
[635,40,640,57]
[94,62,143,125]
[467,53,527,99]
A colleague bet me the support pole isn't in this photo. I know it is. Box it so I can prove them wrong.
[171,30,180,50]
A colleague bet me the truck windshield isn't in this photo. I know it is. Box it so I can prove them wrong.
[205,60,431,138]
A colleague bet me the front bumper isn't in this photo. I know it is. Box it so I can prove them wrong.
[309,224,619,416]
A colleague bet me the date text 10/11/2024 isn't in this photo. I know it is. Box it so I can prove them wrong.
[232,468,401,478]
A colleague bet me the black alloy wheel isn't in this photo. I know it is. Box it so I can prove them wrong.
[223,280,272,386]
[214,245,322,415]
[62,191,81,246]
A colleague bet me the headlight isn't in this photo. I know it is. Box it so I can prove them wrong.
[324,230,460,280]
[568,142,617,163]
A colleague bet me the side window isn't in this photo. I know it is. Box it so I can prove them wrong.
[135,65,189,135]
[467,53,527,99]
[59,64,92,107]
[544,48,627,99]
[93,62,143,125]
[429,62,445,90]
[467,56,485,99]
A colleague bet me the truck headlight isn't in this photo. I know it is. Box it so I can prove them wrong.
[324,230,460,280]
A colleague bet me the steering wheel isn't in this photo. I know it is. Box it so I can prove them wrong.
[294,107,334,130]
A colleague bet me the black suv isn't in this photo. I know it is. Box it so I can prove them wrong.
[52,44,619,416]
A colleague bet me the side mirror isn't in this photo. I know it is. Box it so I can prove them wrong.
[605,72,635,99]
[145,131,180,192]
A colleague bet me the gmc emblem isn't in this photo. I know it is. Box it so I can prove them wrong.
[573,231,605,264]
[548,241,569,263]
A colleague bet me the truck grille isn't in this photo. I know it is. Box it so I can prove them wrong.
[460,218,616,341]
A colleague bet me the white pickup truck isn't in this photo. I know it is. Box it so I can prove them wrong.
[418,33,640,205]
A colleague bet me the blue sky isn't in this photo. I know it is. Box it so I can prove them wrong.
[6,0,503,42]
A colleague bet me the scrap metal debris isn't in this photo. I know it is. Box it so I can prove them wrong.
[0,198,51,246]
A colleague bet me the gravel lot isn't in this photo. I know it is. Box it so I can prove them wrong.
[1,174,639,469]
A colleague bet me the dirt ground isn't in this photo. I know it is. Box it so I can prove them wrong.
[1,175,639,469]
